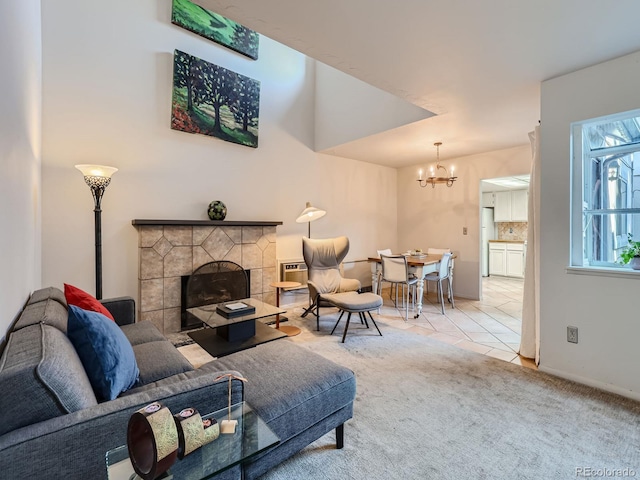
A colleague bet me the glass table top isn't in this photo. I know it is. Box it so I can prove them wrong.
[106,402,279,480]
[187,297,285,329]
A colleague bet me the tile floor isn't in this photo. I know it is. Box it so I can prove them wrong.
[283,276,536,369]
[399,276,536,369]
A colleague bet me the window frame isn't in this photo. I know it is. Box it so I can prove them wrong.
[570,109,640,270]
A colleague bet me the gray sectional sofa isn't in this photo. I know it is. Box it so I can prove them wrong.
[0,287,356,479]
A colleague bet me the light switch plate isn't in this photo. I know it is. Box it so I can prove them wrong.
[567,326,578,343]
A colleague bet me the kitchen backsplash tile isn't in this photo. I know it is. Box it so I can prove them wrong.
[498,222,528,241]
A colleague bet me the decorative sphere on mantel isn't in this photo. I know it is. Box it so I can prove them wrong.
[208,201,227,221]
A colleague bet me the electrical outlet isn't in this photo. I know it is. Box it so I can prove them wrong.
[463,227,468,235]
[567,326,578,344]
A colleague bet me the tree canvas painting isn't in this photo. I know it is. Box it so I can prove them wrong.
[171,50,260,148]
[171,0,259,60]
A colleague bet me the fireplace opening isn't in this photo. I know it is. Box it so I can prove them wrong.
[181,261,251,331]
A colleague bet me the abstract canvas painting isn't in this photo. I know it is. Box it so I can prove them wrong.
[171,50,260,148]
[171,0,259,60]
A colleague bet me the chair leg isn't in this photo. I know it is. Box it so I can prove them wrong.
[315,295,322,330]
[331,310,345,335]
[301,298,316,318]
[411,284,417,311]
[341,312,352,343]
[367,311,383,336]
[438,280,445,314]
[448,277,455,308]
[404,284,409,321]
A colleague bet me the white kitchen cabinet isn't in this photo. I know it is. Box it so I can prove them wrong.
[489,243,506,276]
[511,190,528,221]
[493,192,511,221]
[493,190,528,222]
[489,242,525,277]
[506,243,525,277]
[482,192,495,207]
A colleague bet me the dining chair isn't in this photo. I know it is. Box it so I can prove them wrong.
[426,248,451,255]
[424,252,454,314]
[376,249,394,300]
[380,254,419,321]
[425,248,453,296]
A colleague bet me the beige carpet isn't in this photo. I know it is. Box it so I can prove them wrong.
[177,341,215,368]
[177,307,640,480]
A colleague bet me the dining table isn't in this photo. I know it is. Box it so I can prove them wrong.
[367,253,454,318]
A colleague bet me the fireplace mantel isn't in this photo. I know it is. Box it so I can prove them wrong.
[132,219,283,227]
[133,219,281,334]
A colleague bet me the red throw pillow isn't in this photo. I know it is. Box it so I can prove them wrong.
[64,283,115,322]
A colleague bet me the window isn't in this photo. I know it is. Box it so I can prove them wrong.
[571,110,640,269]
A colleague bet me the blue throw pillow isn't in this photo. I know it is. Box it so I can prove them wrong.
[67,305,139,401]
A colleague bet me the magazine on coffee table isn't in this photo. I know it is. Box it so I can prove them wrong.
[216,302,256,318]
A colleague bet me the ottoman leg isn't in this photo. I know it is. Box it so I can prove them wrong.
[368,311,383,337]
[331,310,345,335]
[341,312,353,343]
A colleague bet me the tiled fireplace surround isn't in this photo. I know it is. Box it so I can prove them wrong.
[133,220,281,335]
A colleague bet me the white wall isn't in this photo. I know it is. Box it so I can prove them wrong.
[397,145,532,300]
[40,0,397,300]
[540,50,640,398]
[314,62,433,151]
[0,0,42,342]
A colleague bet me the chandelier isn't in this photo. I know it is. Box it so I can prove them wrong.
[417,142,457,188]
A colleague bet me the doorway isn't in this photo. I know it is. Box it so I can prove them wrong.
[478,175,530,349]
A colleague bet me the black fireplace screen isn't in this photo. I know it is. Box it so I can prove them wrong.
[181,261,250,330]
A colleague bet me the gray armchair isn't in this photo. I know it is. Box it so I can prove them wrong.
[301,236,361,329]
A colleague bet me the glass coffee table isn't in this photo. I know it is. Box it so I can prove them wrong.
[187,298,287,358]
[106,402,279,480]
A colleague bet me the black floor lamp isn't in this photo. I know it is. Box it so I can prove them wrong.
[75,164,118,300]
[295,202,326,238]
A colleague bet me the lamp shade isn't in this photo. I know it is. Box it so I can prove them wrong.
[75,164,118,178]
[295,202,326,224]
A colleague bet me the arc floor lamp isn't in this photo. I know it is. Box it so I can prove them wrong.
[75,164,118,300]
[295,202,326,238]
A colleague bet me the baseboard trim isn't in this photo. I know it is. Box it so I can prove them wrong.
[449,293,478,300]
[538,365,640,402]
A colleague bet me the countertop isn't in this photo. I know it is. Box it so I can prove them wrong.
[488,240,526,244]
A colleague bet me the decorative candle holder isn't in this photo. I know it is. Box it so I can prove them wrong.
[214,374,248,434]
[127,402,178,480]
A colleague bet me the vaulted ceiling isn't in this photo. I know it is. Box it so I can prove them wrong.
[196,0,640,167]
